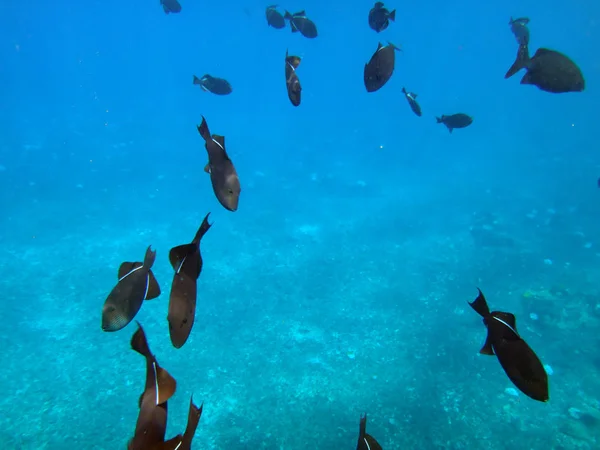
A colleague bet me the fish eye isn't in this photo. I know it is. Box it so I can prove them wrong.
[228,189,234,194]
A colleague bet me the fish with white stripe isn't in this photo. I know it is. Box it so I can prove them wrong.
[101,246,161,332]
[197,116,241,212]
[469,288,549,402]
[167,213,213,349]
[128,322,177,450]
[356,413,382,450]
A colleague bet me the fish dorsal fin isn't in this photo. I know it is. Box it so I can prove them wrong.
[533,48,553,58]
[479,332,495,355]
[211,134,225,150]
[491,311,520,339]
[118,262,143,280]
[145,270,161,300]
[411,93,417,99]
[376,42,383,51]
[155,365,177,405]
[294,10,306,16]
[375,1,384,7]
[169,243,198,277]
[365,434,383,450]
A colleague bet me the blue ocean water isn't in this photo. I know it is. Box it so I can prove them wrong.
[1,0,599,448]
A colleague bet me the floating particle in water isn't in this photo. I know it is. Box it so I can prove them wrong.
[544,364,554,375]
[347,350,356,359]
[584,242,592,249]
[543,258,553,265]
[529,312,538,320]
[505,387,519,397]
[0,164,5,171]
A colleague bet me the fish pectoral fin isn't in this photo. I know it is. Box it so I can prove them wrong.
[156,366,177,404]
[118,262,142,280]
[138,392,145,409]
[162,4,169,13]
[145,270,161,300]
[479,333,495,355]
[204,163,211,174]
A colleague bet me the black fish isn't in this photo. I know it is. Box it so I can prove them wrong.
[284,10,318,38]
[197,116,241,212]
[368,2,396,33]
[161,396,203,450]
[469,289,549,402]
[266,5,285,29]
[161,0,181,14]
[364,42,402,92]
[401,87,421,116]
[505,43,585,94]
[101,246,161,332]
[285,50,302,106]
[193,74,232,95]
[167,213,212,349]
[128,322,177,450]
[356,413,382,450]
[509,16,530,46]
[436,113,472,133]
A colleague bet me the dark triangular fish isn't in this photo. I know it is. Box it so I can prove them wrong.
[505,43,585,93]
[364,41,402,92]
[266,5,286,29]
[469,288,549,402]
[401,87,421,116]
[197,116,241,212]
[368,2,396,33]
[161,0,181,14]
[435,113,472,133]
[285,50,302,106]
[356,413,382,450]
[193,74,232,95]
[101,246,160,332]
[284,10,318,38]
[508,16,530,46]
[128,322,177,450]
[167,213,212,349]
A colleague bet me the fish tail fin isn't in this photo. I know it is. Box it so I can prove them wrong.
[193,212,213,244]
[402,87,407,94]
[163,5,169,14]
[197,116,211,141]
[143,245,156,269]
[284,10,293,20]
[389,9,396,21]
[193,75,201,85]
[359,413,367,437]
[156,366,177,404]
[184,396,203,441]
[469,288,491,317]
[131,322,152,357]
[436,116,443,123]
[505,43,529,79]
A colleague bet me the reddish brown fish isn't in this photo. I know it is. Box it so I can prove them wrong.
[128,322,177,450]
[167,213,212,349]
